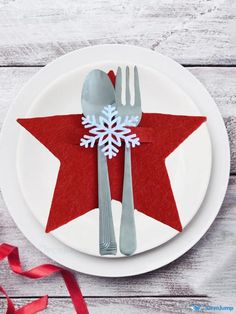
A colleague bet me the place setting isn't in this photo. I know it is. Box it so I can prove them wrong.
[0,45,230,276]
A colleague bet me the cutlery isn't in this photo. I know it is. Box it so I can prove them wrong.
[81,70,117,255]
[115,66,142,255]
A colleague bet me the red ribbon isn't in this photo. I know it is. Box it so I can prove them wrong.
[0,243,89,314]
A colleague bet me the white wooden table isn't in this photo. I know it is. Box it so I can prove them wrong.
[0,1,235,313]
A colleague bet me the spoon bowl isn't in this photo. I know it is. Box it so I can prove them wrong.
[81,70,115,117]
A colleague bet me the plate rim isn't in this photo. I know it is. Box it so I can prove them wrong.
[0,44,230,277]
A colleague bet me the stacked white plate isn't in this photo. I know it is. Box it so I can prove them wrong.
[0,45,230,276]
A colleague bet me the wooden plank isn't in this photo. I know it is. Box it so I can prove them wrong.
[0,66,235,171]
[0,0,235,65]
[0,297,235,313]
[0,176,235,298]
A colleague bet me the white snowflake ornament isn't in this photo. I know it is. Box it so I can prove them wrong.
[80,105,140,159]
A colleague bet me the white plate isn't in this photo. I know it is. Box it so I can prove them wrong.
[16,62,211,257]
[0,45,230,276]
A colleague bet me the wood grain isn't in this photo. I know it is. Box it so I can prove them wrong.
[0,0,235,66]
[0,297,235,314]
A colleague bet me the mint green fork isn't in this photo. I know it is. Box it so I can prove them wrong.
[115,66,142,256]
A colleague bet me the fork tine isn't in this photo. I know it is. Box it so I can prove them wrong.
[134,66,141,108]
[115,67,122,107]
[125,66,131,106]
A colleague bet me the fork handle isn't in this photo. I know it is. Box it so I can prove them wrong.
[120,146,137,256]
[98,146,117,255]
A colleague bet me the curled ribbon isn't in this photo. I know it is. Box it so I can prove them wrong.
[0,243,89,314]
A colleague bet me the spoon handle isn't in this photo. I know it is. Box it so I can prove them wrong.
[97,146,117,255]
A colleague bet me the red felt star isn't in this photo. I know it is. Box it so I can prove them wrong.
[17,112,206,233]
